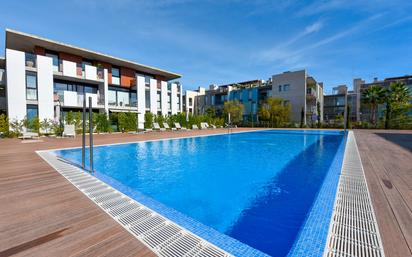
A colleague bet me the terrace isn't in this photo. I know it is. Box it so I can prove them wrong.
[0,129,410,256]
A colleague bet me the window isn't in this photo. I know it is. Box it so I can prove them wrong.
[46,52,59,71]
[112,67,120,85]
[189,98,193,106]
[26,105,38,121]
[168,92,172,110]
[130,92,137,106]
[283,84,290,91]
[284,100,290,106]
[278,85,282,92]
[248,90,253,100]
[26,72,37,100]
[145,90,150,108]
[118,91,129,106]
[108,90,117,106]
[157,91,161,109]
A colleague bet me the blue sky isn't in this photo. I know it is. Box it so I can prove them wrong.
[0,0,411,93]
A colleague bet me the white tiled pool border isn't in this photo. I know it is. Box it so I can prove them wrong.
[323,131,385,257]
[37,150,233,257]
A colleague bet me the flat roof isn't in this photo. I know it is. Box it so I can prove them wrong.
[5,29,181,81]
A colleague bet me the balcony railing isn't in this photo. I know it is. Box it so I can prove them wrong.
[56,91,104,107]
[25,53,37,68]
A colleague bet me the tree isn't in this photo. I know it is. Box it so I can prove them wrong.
[223,100,244,124]
[384,82,411,129]
[0,114,9,137]
[40,118,53,134]
[94,113,111,133]
[205,107,216,118]
[9,119,23,136]
[362,85,386,126]
[258,98,290,127]
[65,111,75,125]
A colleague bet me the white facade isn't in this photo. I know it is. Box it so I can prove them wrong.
[149,79,157,114]
[6,49,26,121]
[161,81,168,115]
[37,55,54,121]
[136,76,146,129]
[171,83,178,114]
[4,47,182,131]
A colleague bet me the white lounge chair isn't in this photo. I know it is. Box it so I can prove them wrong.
[210,124,217,129]
[63,124,76,137]
[200,122,209,129]
[192,124,199,130]
[153,122,166,131]
[20,128,39,140]
[163,122,176,131]
[174,122,187,130]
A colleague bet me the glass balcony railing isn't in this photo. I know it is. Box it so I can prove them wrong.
[25,53,37,68]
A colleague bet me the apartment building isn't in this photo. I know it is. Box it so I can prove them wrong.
[324,85,359,123]
[272,70,323,125]
[183,86,206,115]
[193,79,272,121]
[0,57,5,114]
[358,75,412,121]
[227,80,271,121]
[3,29,182,130]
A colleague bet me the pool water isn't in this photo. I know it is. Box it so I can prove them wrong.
[55,130,345,256]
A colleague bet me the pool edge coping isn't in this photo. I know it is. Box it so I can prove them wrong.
[322,131,386,257]
[37,150,234,257]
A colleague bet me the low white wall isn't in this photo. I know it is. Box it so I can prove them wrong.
[62,60,77,77]
[85,65,97,80]
[171,83,178,115]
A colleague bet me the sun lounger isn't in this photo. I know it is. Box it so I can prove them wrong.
[153,122,166,131]
[163,122,177,131]
[192,124,199,130]
[200,122,209,129]
[20,128,39,140]
[174,122,187,130]
[63,124,76,137]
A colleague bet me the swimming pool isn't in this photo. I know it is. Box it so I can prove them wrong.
[55,130,346,256]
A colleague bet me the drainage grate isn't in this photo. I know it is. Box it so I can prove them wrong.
[324,132,385,257]
[37,151,231,257]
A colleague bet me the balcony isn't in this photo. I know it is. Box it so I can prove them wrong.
[25,53,37,68]
[59,61,104,82]
[57,91,104,108]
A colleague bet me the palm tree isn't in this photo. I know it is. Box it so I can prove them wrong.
[362,85,385,126]
[385,82,411,129]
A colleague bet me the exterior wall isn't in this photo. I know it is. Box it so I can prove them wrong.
[185,90,197,114]
[228,88,259,120]
[103,69,109,113]
[101,62,112,84]
[59,52,82,64]
[171,83,178,114]
[6,49,26,121]
[136,76,145,129]
[34,46,46,56]
[120,67,135,88]
[272,70,307,124]
[149,79,157,114]
[161,81,168,115]
[37,55,54,122]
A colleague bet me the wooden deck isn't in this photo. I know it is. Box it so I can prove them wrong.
[0,128,410,257]
[0,128,257,257]
[354,130,412,257]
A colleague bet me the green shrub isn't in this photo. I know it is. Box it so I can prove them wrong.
[94,112,111,133]
[144,112,154,129]
[0,114,9,137]
[9,119,23,137]
[118,112,137,132]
